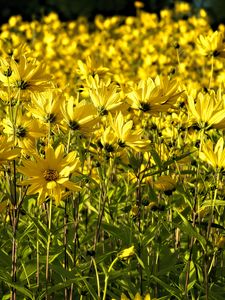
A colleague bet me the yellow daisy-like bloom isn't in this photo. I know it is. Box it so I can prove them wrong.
[187,91,225,130]
[77,56,110,79]
[196,31,225,58]
[199,137,225,169]
[19,144,81,205]
[0,55,52,93]
[88,75,125,116]
[118,246,135,260]
[127,76,182,114]
[61,97,98,135]
[29,90,64,128]
[120,292,151,300]
[0,135,20,163]
[109,112,150,152]
[3,111,47,151]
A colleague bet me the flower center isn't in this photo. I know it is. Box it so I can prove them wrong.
[69,120,80,130]
[16,80,29,90]
[43,169,59,181]
[16,125,27,138]
[140,102,150,112]
[45,113,57,123]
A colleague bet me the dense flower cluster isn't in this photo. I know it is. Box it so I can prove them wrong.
[1,2,225,299]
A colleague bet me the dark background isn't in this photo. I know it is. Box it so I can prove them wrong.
[0,0,224,27]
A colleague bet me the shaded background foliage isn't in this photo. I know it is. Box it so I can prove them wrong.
[0,0,225,27]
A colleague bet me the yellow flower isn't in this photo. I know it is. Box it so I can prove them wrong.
[0,55,52,93]
[154,175,176,193]
[109,112,150,152]
[0,135,20,163]
[3,111,47,151]
[134,1,144,9]
[127,76,182,114]
[19,144,81,205]
[120,293,151,300]
[61,97,98,135]
[29,91,64,128]
[118,246,135,260]
[100,126,117,153]
[77,56,110,79]
[88,75,125,115]
[187,91,225,130]
[199,137,225,169]
[196,31,225,58]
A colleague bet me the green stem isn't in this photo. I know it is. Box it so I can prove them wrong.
[46,199,52,299]
[102,257,119,300]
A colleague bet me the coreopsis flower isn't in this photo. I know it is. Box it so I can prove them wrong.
[77,56,110,79]
[154,175,176,193]
[19,144,81,205]
[187,91,225,130]
[109,112,150,152]
[120,292,151,300]
[29,90,64,128]
[61,97,98,135]
[88,75,125,116]
[0,135,20,163]
[196,31,225,58]
[100,126,117,153]
[199,137,225,169]
[3,111,47,151]
[118,246,135,260]
[0,55,52,94]
[127,76,182,114]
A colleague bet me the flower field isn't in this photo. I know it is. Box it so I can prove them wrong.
[1,2,225,299]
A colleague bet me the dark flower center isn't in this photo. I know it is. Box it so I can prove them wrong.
[16,125,27,138]
[45,113,56,123]
[16,80,29,90]
[43,169,59,181]
[69,120,80,130]
[140,102,150,112]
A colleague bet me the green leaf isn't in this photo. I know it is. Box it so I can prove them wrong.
[6,282,34,299]
[151,275,182,299]
[150,148,162,168]
[174,209,207,251]
[202,200,225,207]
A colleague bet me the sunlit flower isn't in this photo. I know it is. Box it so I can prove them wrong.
[88,75,125,116]
[61,96,98,135]
[19,144,81,204]
[0,55,52,93]
[29,90,64,128]
[127,76,182,114]
[77,56,110,79]
[3,111,46,151]
[187,91,225,130]
[0,135,20,163]
[196,31,225,58]
[199,137,225,169]
[109,112,150,152]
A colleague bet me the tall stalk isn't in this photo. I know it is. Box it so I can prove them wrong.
[45,199,52,300]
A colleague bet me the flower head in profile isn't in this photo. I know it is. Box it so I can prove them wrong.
[3,111,47,152]
[77,56,110,79]
[187,91,225,130]
[199,137,225,170]
[127,76,182,114]
[19,144,81,205]
[0,135,20,164]
[0,55,52,94]
[109,112,150,152]
[29,90,64,129]
[61,97,98,135]
[196,31,225,58]
[88,75,125,116]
